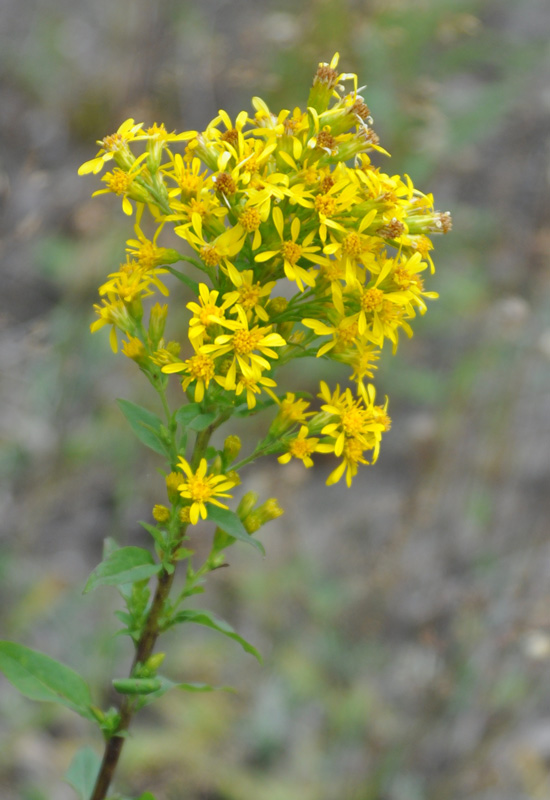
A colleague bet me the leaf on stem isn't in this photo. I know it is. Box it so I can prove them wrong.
[206,504,265,555]
[175,404,217,432]
[0,642,96,720]
[168,609,262,662]
[84,547,161,593]
[137,675,234,707]
[64,746,101,800]
[117,399,169,457]
[165,266,200,294]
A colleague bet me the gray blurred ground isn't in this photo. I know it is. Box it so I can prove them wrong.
[1,1,550,798]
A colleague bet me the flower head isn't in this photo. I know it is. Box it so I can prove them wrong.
[177,458,236,525]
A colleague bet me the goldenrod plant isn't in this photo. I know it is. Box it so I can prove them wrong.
[0,54,451,800]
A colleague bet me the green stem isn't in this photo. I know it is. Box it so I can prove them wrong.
[89,413,213,800]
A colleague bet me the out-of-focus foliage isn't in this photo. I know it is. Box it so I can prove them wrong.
[1,1,550,798]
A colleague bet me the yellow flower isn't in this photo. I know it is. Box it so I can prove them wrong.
[126,219,179,271]
[92,164,149,215]
[216,367,278,409]
[222,270,276,322]
[179,212,246,286]
[254,206,324,292]
[202,305,286,389]
[78,118,145,175]
[177,458,236,525]
[186,283,236,344]
[278,425,328,468]
[162,346,218,402]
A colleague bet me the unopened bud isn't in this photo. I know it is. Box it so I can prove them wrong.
[226,469,241,487]
[223,435,242,464]
[149,303,168,346]
[165,472,182,502]
[144,652,166,673]
[179,506,191,524]
[152,504,171,523]
[268,297,288,316]
[237,491,258,520]
[243,512,262,534]
[257,498,284,523]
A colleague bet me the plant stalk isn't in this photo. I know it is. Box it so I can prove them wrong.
[89,423,214,800]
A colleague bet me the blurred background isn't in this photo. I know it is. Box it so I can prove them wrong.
[1,0,550,798]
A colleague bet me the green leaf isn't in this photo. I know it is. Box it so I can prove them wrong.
[117,399,168,457]
[84,547,161,593]
[64,746,101,799]
[187,412,217,432]
[0,642,95,720]
[138,521,166,547]
[170,609,262,662]
[138,675,232,707]
[112,678,162,695]
[206,504,265,555]
[165,266,200,294]
[175,403,201,426]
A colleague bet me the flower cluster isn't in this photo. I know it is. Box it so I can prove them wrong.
[80,53,450,500]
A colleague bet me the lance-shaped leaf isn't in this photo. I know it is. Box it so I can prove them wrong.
[175,404,217,433]
[0,642,95,720]
[206,503,265,555]
[64,746,101,800]
[138,675,233,707]
[165,266,200,294]
[84,547,161,593]
[117,399,169,457]
[170,609,262,662]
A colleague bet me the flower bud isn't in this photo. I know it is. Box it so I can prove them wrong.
[165,472,181,502]
[121,336,147,365]
[226,469,241,487]
[223,435,242,464]
[144,652,166,674]
[179,506,191,524]
[152,504,171,523]
[237,491,258,521]
[148,303,168,347]
[243,512,262,534]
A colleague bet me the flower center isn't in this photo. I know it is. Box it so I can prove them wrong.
[282,240,302,265]
[336,321,358,346]
[136,242,158,269]
[106,169,133,194]
[187,353,215,381]
[187,475,214,503]
[290,437,316,459]
[343,233,363,258]
[341,407,366,436]
[316,130,336,151]
[315,194,336,216]
[179,172,201,195]
[215,172,237,195]
[200,245,220,267]
[232,328,264,355]
[361,288,384,312]
[102,133,125,151]
[238,283,262,310]
[344,437,366,463]
[221,128,239,146]
[198,302,222,327]
[239,208,261,232]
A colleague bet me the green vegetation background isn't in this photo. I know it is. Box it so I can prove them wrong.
[1,0,550,798]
